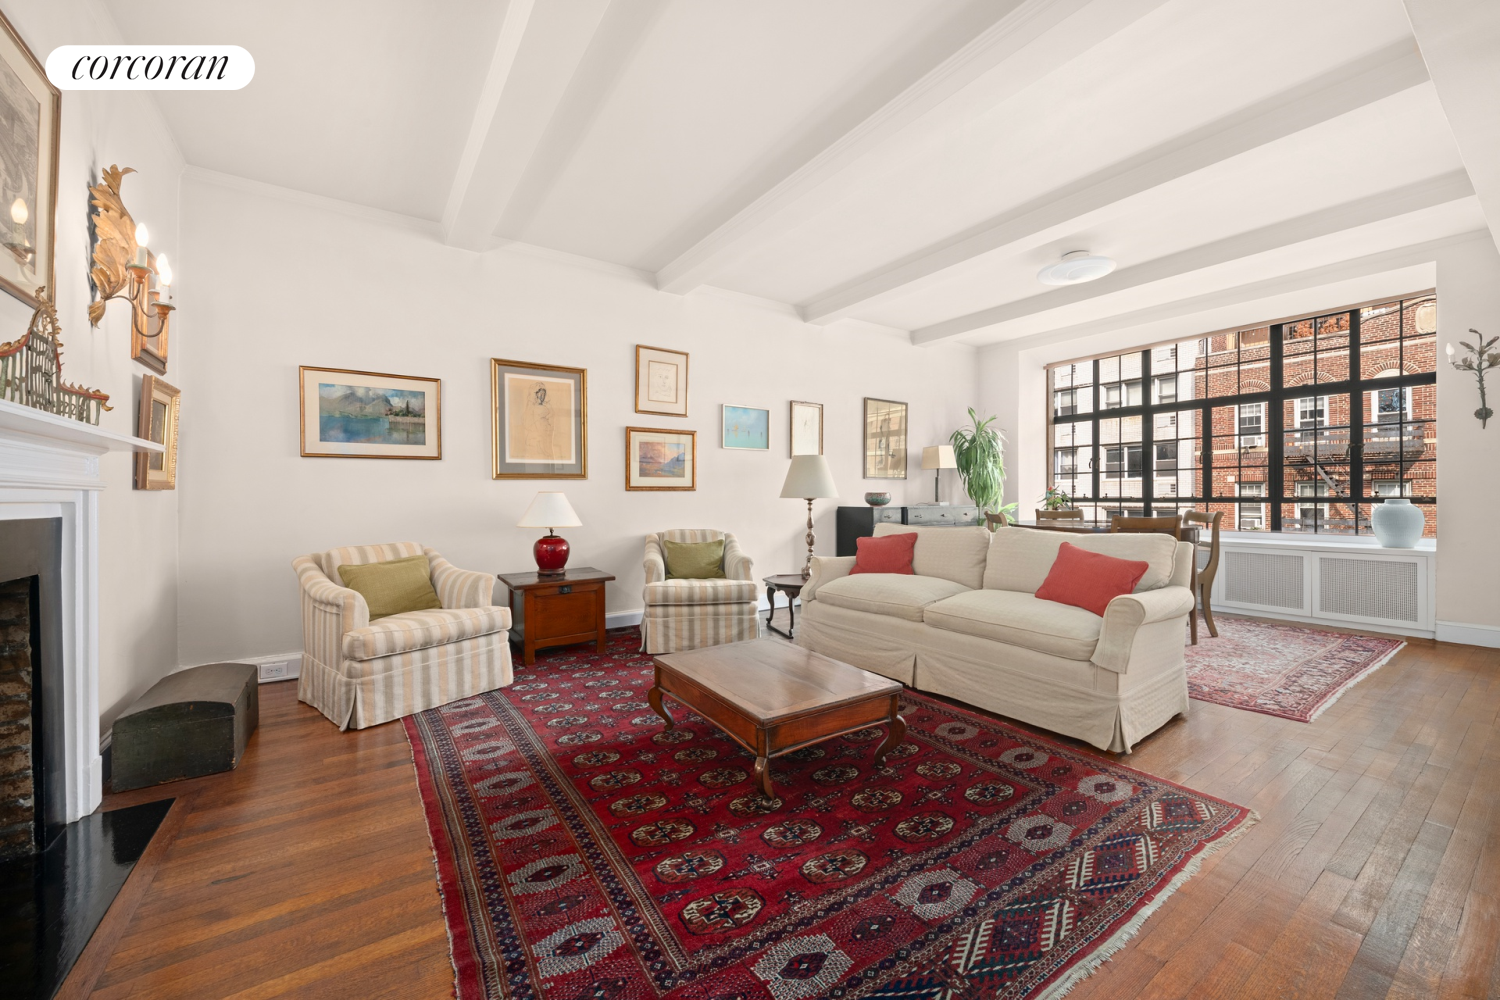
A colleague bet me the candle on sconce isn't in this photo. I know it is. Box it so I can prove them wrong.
[10,197,27,244]
[155,253,173,303]
[1446,342,1456,359]
[133,222,150,268]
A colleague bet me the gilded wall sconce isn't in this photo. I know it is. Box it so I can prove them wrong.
[1446,329,1497,429]
[87,164,175,374]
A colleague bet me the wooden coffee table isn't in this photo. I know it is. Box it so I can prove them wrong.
[649,639,905,800]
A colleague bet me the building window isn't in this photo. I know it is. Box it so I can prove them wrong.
[1044,294,1437,535]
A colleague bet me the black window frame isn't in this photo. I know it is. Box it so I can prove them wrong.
[1046,293,1437,533]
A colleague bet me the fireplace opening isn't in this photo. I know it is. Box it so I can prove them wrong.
[0,518,171,999]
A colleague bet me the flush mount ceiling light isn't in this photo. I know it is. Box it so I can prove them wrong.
[1037,250,1116,286]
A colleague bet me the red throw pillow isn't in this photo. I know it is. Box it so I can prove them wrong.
[1034,542,1149,616]
[849,533,918,575]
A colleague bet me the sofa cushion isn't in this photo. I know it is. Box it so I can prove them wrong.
[663,538,726,579]
[1035,542,1149,616]
[816,574,968,622]
[873,522,990,590]
[923,590,1102,661]
[643,578,759,606]
[342,606,510,661]
[337,554,442,619]
[850,532,917,575]
[984,529,1178,594]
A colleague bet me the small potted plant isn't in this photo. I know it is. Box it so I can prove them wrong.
[1042,487,1073,511]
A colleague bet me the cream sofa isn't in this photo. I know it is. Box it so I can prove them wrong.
[795,523,1195,752]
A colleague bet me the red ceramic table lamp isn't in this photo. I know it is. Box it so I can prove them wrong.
[518,492,582,577]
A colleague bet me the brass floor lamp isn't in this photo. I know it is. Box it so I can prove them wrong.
[780,455,839,580]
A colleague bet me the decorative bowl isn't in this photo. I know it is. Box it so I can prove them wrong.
[864,492,892,506]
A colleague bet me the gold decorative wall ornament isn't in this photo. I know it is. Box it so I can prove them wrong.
[87,164,175,373]
[0,285,112,423]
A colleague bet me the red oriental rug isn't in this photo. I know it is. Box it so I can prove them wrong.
[406,630,1252,1000]
[1185,616,1405,723]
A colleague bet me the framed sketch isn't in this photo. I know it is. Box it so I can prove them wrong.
[722,404,770,450]
[134,376,180,490]
[635,344,688,417]
[863,397,908,479]
[300,367,441,459]
[0,11,59,308]
[790,400,822,456]
[626,427,696,491]
[492,358,587,479]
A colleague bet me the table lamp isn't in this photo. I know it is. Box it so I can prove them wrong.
[517,492,581,577]
[780,455,839,580]
[921,445,957,504]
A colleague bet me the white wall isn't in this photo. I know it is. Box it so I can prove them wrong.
[174,174,979,664]
[977,238,1500,637]
[6,0,185,729]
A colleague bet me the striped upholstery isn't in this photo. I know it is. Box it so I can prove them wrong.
[640,529,758,654]
[294,543,512,730]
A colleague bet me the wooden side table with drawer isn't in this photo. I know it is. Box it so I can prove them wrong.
[497,567,616,666]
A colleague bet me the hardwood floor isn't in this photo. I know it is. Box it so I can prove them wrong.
[65,615,1500,999]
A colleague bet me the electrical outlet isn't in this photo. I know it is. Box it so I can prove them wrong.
[258,661,289,682]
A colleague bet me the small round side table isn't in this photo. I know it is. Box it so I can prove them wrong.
[763,574,807,640]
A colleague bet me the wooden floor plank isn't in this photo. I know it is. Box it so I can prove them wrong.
[58,616,1500,1000]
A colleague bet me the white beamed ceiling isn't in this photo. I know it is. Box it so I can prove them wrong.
[105,0,1490,347]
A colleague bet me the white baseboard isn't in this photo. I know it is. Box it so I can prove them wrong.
[606,610,643,629]
[236,651,303,683]
[1436,620,1500,649]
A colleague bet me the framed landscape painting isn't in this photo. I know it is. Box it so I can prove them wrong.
[134,375,180,490]
[722,404,769,450]
[635,344,688,417]
[626,427,695,491]
[492,358,587,479]
[0,11,59,308]
[864,396,907,479]
[299,366,441,460]
[790,400,822,456]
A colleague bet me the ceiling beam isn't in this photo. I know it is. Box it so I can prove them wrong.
[802,40,1432,324]
[955,230,1486,353]
[652,0,1173,295]
[441,0,614,251]
[911,170,1475,344]
[1402,0,1500,258]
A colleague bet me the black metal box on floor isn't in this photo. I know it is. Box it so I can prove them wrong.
[111,662,259,792]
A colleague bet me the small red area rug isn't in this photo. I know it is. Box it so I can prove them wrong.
[1186,616,1405,722]
[406,630,1251,1000]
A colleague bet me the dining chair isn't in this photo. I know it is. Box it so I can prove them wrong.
[1035,509,1084,522]
[1181,510,1223,641]
[984,511,1010,531]
[1108,515,1184,539]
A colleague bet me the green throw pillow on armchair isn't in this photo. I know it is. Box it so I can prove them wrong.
[337,554,442,619]
[662,539,727,580]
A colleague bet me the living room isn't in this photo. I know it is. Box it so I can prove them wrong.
[1,1,1497,998]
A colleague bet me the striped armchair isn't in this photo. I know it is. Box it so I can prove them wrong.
[293,542,512,730]
[641,529,759,654]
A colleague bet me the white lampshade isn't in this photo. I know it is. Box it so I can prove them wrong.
[517,491,581,528]
[780,455,838,499]
[921,445,957,470]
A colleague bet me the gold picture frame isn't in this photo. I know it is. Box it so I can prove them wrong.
[134,375,180,490]
[492,358,588,479]
[863,397,908,479]
[0,10,60,309]
[299,366,441,459]
[635,344,688,417]
[790,400,823,456]
[626,426,696,491]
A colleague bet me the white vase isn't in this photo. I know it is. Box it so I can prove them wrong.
[1371,498,1423,548]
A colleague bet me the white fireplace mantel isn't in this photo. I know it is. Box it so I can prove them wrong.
[0,398,162,822]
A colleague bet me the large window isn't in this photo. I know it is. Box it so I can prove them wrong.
[1046,294,1437,535]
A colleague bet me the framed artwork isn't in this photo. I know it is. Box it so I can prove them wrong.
[626,427,696,491]
[134,375,180,490]
[863,397,908,479]
[0,11,59,308]
[635,344,688,417]
[299,366,441,460]
[492,358,587,479]
[790,400,823,456]
[722,404,770,450]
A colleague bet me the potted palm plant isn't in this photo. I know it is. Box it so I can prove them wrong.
[949,408,1018,525]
